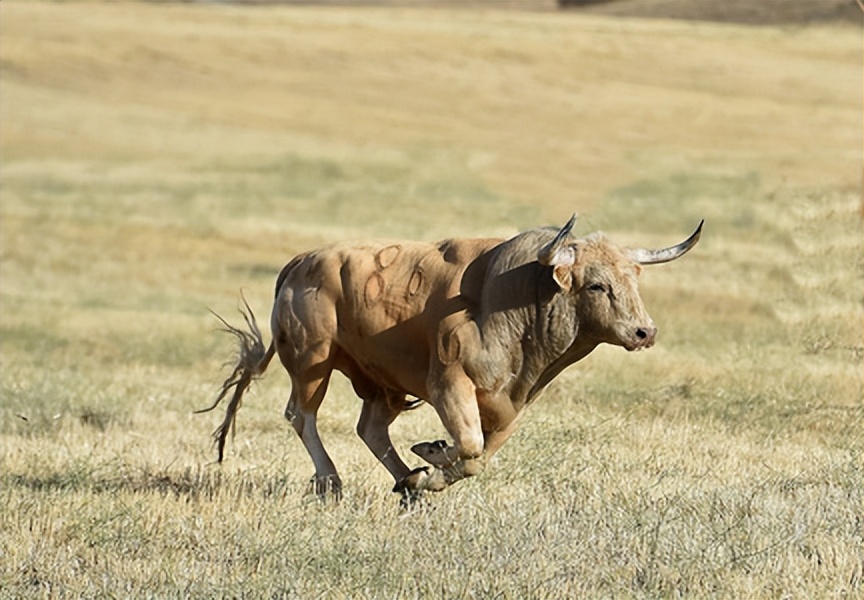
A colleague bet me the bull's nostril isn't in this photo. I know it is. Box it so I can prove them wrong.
[636,328,648,339]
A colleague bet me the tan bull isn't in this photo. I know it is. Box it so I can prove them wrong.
[199,215,702,504]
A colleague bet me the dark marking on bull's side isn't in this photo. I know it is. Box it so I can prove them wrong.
[375,244,401,270]
[407,267,424,297]
[437,319,470,365]
[364,272,385,306]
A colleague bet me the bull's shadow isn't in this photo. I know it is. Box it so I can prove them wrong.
[5,466,303,501]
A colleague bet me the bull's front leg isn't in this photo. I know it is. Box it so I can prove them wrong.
[408,366,487,492]
[411,389,522,491]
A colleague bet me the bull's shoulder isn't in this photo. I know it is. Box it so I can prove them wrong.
[432,238,503,304]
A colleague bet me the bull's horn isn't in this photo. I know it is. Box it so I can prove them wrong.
[538,213,578,266]
[626,220,704,265]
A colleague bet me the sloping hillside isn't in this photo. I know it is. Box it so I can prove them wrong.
[3,1,858,228]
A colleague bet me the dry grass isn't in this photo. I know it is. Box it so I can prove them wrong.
[1,2,862,598]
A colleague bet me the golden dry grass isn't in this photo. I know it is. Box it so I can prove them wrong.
[1,2,862,598]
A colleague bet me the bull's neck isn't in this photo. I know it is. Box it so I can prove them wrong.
[523,338,597,405]
[475,271,594,410]
[512,298,596,408]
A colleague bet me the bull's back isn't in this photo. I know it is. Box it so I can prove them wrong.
[277,237,499,397]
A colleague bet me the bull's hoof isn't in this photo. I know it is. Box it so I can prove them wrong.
[411,439,458,468]
[417,468,449,492]
[392,466,429,494]
[309,474,342,504]
[397,486,426,510]
[418,458,485,491]
[393,467,429,509]
[393,465,448,495]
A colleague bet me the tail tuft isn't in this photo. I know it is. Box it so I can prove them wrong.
[196,293,273,462]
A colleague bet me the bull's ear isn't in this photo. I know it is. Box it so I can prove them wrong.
[552,263,574,291]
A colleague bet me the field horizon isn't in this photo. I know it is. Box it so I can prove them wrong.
[1,2,862,598]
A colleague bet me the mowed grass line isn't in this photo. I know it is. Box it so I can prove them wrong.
[1,2,862,598]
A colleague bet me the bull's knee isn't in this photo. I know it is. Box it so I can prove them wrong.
[458,430,484,460]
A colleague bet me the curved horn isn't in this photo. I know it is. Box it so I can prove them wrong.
[538,213,578,266]
[626,220,703,265]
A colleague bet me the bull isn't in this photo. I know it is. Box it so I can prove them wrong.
[199,215,702,504]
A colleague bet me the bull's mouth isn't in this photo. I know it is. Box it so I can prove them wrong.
[624,339,655,352]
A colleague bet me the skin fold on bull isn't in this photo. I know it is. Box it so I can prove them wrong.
[198,215,702,505]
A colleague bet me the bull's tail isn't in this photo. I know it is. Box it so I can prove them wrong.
[195,294,275,462]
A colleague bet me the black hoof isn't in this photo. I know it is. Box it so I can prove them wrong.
[410,439,447,456]
[411,439,458,470]
[398,486,425,511]
[309,474,342,503]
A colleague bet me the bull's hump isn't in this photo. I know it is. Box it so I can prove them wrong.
[437,237,503,266]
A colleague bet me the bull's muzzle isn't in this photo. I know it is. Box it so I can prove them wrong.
[628,326,657,351]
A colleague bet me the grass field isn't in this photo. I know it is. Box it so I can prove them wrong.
[1,1,862,598]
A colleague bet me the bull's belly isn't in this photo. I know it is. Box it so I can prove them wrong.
[335,339,430,399]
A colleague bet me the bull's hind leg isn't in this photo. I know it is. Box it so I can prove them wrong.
[355,390,429,505]
[356,391,410,482]
[285,367,342,502]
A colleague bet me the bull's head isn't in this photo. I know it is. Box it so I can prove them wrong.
[538,214,702,351]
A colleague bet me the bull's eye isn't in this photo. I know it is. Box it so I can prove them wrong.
[587,283,606,293]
